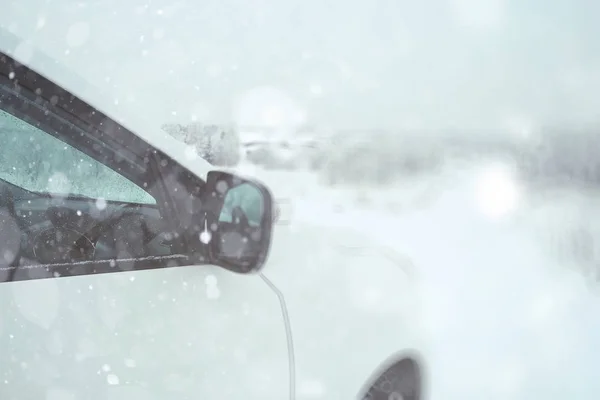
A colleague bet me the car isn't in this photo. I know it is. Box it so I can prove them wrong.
[0,30,425,400]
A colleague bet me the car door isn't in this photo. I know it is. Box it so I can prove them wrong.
[0,51,289,399]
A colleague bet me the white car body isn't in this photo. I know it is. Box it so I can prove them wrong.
[0,31,426,399]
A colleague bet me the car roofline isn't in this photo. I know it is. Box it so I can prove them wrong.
[0,27,213,180]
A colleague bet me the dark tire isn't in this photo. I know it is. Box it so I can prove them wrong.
[358,355,424,400]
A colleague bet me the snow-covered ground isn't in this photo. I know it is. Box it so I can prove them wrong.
[3,150,600,399]
[239,157,600,399]
[2,1,600,396]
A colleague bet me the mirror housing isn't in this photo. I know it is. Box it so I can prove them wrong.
[201,170,274,273]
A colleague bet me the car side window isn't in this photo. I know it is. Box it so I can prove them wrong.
[0,109,155,204]
[0,83,183,280]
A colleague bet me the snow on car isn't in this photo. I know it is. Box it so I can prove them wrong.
[162,122,241,167]
[0,28,425,400]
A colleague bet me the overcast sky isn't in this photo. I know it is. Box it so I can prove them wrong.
[1,0,600,133]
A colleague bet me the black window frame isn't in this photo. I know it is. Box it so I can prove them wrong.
[0,51,207,283]
[0,83,157,205]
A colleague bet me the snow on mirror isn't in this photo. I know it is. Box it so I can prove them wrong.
[204,171,274,273]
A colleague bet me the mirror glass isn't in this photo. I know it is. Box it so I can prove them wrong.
[218,183,264,227]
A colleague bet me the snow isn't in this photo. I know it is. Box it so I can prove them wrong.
[240,157,600,399]
[0,12,599,397]
[0,93,597,397]
[65,22,90,48]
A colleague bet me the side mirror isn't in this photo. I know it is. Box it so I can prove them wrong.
[202,171,274,273]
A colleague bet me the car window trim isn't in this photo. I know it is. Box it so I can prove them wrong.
[0,51,207,239]
[0,53,149,162]
[0,254,191,283]
[0,82,156,202]
[0,84,195,282]
[0,52,209,282]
